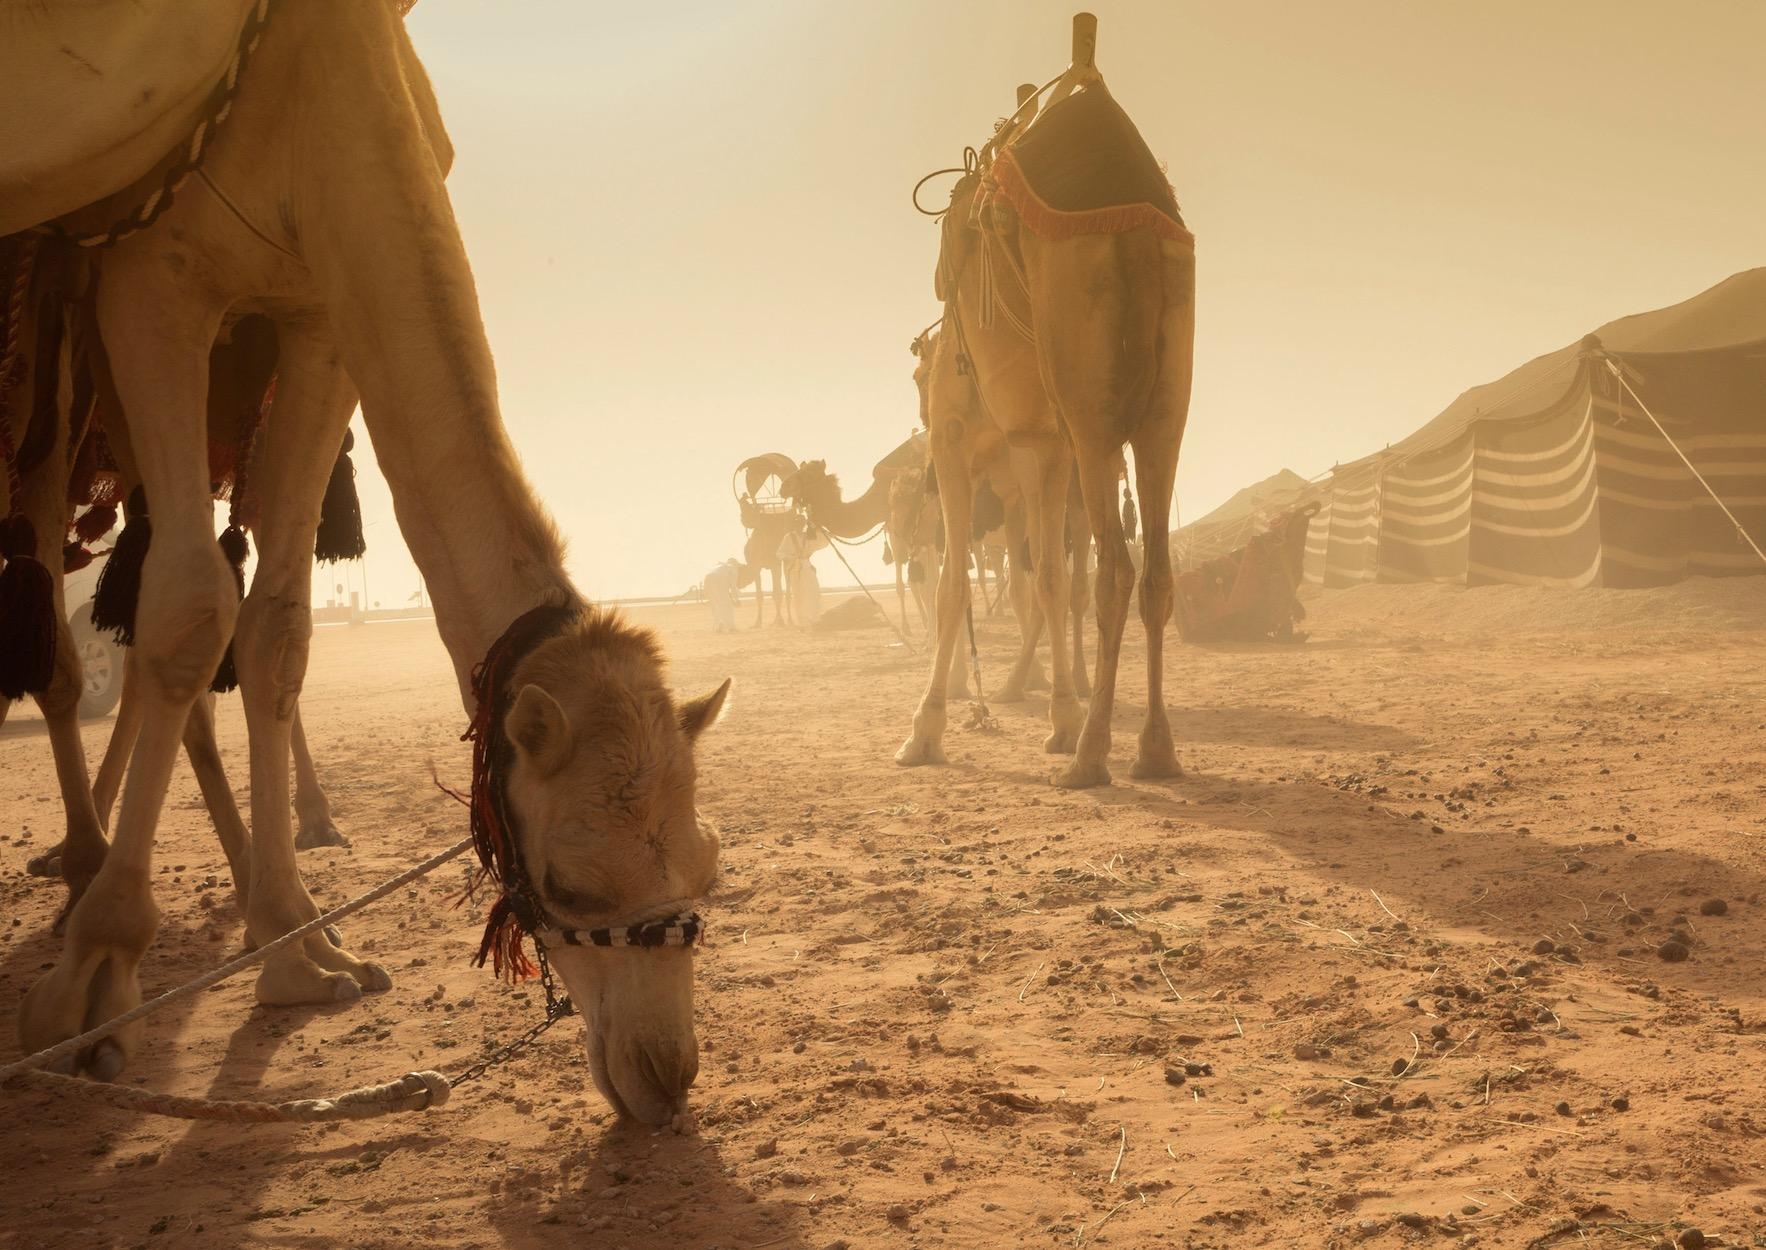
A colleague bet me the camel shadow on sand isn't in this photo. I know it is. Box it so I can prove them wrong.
[486,1126,809,1250]
[1126,765,1766,1007]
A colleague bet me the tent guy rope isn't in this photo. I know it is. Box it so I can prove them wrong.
[1602,356,1766,570]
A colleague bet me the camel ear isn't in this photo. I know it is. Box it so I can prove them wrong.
[506,684,572,777]
[679,678,732,741]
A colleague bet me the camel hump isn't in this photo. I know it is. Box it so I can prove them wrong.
[0,0,261,236]
[1008,86,1181,227]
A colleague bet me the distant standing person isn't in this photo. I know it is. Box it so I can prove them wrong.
[778,522,827,627]
[1122,478,1143,576]
[704,558,741,633]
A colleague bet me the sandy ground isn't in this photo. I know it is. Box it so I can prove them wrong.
[4,579,1766,1250]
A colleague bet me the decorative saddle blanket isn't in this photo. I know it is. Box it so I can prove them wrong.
[990,87,1191,246]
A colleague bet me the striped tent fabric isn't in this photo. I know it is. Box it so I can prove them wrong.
[1183,269,1766,590]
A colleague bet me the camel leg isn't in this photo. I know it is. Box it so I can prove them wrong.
[1127,437,1180,777]
[1057,449,1133,789]
[893,558,911,638]
[996,516,1047,703]
[12,452,110,922]
[1069,481,1092,700]
[235,331,389,1006]
[179,693,253,906]
[20,277,232,1079]
[1026,443,1083,755]
[1014,543,1051,693]
[90,649,143,831]
[291,706,349,849]
[897,429,973,767]
[937,554,971,701]
[1126,294,1193,779]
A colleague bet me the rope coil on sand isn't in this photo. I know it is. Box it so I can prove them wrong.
[0,835,478,1122]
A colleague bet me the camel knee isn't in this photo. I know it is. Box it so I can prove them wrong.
[134,544,237,704]
[235,592,312,717]
[34,625,87,719]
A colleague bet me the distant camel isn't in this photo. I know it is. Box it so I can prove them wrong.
[899,36,1193,787]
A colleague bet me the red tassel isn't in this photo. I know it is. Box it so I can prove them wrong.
[73,502,118,544]
[0,515,57,699]
[62,541,94,573]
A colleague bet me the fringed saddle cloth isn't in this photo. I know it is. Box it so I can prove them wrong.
[933,86,1194,313]
[985,86,1193,249]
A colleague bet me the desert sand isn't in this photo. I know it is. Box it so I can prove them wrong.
[3,580,1765,1249]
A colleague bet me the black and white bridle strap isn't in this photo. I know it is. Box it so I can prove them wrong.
[538,911,705,951]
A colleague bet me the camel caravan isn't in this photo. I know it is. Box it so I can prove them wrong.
[1,4,1194,1128]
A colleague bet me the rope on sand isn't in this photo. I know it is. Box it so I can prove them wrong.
[0,835,477,1122]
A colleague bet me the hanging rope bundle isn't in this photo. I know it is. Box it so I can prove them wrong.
[0,236,59,699]
[209,377,271,694]
[91,486,150,645]
[0,515,56,699]
[315,428,366,563]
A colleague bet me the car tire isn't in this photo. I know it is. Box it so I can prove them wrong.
[69,604,124,719]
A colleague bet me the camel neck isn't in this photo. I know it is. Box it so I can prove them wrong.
[813,474,890,538]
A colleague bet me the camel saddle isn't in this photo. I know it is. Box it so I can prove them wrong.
[989,87,1190,246]
[0,0,258,237]
[934,87,1191,301]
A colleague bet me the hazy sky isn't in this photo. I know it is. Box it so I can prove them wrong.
[321,0,1765,608]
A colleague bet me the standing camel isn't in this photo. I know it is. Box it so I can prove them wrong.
[6,305,346,926]
[8,0,729,1126]
[898,25,1193,787]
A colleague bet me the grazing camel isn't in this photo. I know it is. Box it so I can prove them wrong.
[899,29,1193,787]
[8,0,728,1125]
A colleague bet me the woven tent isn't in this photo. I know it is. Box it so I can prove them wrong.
[1198,269,1766,590]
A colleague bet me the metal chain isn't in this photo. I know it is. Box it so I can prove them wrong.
[448,956,574,1089]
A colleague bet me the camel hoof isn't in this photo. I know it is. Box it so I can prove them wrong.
[86,1039,127,1083]
[994,684,1028,704]
[894,738,947,768]
[1044,729,1079,755]
[295,822,351,851]
[1054,758,1112,790]
[353,962,394,993]
[25,847,63,878]
[255,964,363,1007]
[19,953,146,1079]
[323,925,344,948]
[1025,669,1051,693]
[1130,751,1183,780]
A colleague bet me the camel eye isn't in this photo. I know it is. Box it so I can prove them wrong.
[543,872,611,916]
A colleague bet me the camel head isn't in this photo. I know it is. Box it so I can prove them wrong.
[499,611,730,1126]
[781,460,840,517]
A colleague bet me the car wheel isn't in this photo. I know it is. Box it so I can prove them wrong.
[70,605,124,719]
